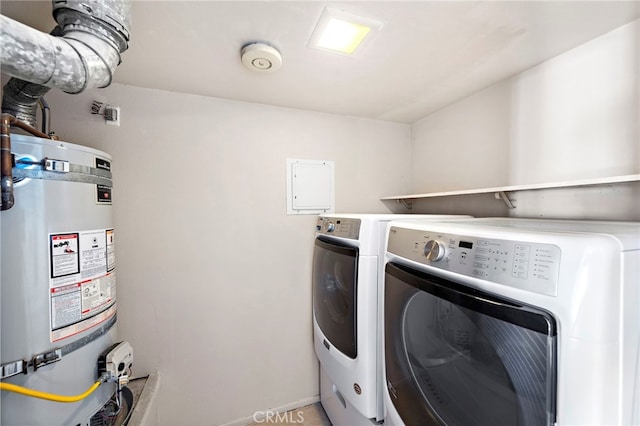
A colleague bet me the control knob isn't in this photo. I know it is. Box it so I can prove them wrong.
[424,240,446,261]
[326,222,335,232]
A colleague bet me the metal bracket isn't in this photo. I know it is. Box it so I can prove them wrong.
[398,199,413,210]
[1,348,62,378]
[495,191,515,209]
[1,359,28,379]
[33,349,62,370]
[44,158,70,173]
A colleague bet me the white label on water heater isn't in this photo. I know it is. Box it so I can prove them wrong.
[50,233,80,277]
[106,229,115,272]
[49,229,117,342]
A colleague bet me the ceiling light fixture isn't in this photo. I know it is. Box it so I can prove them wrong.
[308,7,383,55]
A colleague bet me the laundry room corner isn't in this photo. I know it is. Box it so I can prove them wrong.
[17,81,413,425]
[408,19,639,221]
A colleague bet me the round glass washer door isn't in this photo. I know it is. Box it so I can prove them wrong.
[313,237,358,359]
[385,262,557,426]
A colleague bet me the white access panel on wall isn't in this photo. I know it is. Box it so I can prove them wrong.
[286,158,335,215]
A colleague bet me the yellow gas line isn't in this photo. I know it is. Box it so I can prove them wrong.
[0,380,102,403]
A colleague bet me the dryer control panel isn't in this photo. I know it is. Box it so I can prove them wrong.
[316,217,361,239]
[388,226,561,296]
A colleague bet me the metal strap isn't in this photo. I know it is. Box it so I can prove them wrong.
[0,313,117,379]
[60,314,117,357]
[13,168,112,186]
[67,163,112,179]
[13,157,112,186]
[1,360,27,379]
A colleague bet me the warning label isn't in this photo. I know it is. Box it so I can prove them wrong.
[96,184,112,204]
[50,234,80,278]
[81,274,115,315]
[80,230,107,279]
[51,283,82,330]
[49,229,117,341]
[95,157,112,204]
[106,229,115,272]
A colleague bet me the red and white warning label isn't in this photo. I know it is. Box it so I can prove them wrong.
[51,233,80,278]
[106,229,115,272]
[49,229,117,342]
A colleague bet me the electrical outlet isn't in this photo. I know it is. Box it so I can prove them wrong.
[105,106,120,126]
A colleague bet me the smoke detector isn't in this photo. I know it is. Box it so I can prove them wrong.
[241,43,282,73]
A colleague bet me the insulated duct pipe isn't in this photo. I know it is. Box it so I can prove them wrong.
[1,0,132,127]
[0,0,130,211]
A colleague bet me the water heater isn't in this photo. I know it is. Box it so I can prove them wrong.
[1,134,119,425]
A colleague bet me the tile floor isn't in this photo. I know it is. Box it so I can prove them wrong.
[247,402,331,426]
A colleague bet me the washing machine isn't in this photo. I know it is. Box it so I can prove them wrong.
[382,218,640,426]
[312,213,471,425]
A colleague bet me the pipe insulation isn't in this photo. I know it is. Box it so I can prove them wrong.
[1,0,131,127]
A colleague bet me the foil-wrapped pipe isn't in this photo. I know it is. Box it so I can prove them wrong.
[0,0,131,128]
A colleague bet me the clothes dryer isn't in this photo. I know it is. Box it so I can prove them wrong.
[382,218,640,426]
[312,214,470,425]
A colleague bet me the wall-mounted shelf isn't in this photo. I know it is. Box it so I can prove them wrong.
[381,174,640,209]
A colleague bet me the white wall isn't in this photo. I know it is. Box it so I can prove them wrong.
[36,84,411,425]
[411,20,639,220]
[509,19,638,184]
[411,79,512,193]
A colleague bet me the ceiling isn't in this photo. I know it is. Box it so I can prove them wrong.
[1,1,639,123]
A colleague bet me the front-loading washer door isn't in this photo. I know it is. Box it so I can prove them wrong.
[313,236,358,359]
[384,262,557,426]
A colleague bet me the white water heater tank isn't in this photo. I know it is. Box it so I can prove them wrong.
[1,134,118,425]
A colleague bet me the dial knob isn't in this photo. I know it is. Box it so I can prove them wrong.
[326,222,335,232]
[424,240,446,261]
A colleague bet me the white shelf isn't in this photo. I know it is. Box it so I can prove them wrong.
[381,174,640,208]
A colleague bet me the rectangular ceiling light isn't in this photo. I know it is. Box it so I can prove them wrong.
[308,7,383,55]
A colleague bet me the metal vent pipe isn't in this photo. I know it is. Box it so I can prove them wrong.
[0,0,132,127]
[0,0,130,211]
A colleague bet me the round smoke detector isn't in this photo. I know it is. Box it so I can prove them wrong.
[241,43,282,73]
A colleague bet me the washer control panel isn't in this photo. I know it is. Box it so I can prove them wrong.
[316,217,361,240]
[388,226,561,296]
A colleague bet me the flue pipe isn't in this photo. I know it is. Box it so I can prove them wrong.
[1,0,132,127]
